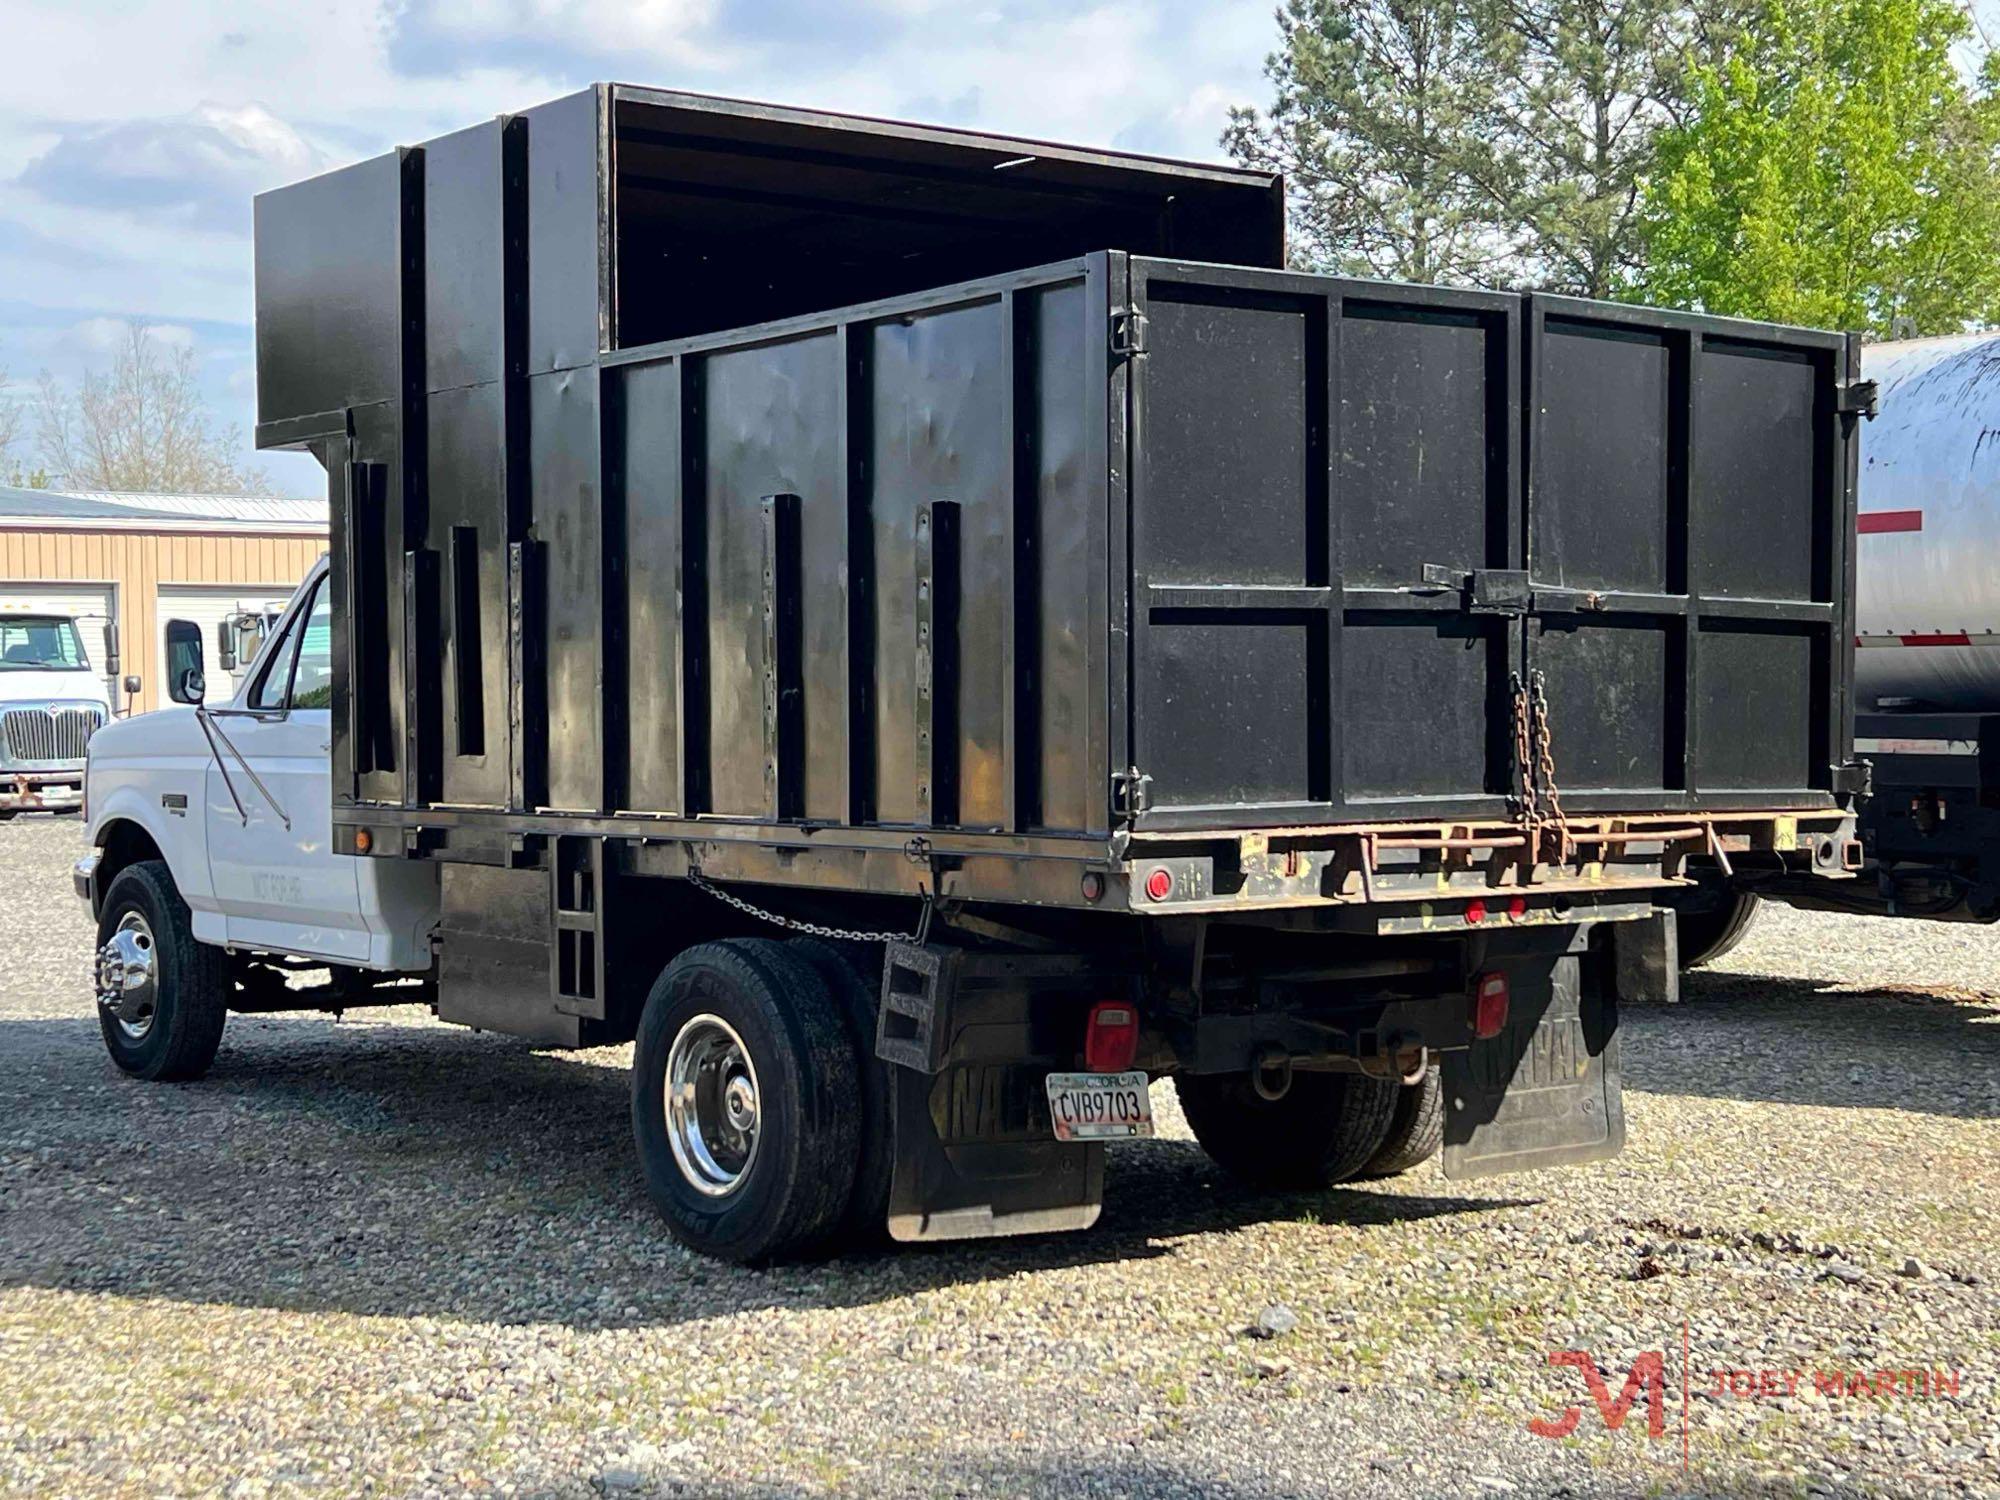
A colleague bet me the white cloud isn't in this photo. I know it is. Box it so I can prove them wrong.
[0,0,1280,493]
[416,0,734,65]
[69,316,133,353]
[19,102,329,232]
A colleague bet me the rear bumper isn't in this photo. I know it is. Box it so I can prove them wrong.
[1122,809,1861,922]
[0,770,84,812]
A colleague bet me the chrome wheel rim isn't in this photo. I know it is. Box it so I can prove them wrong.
[665,1013,761,1197]
[95,910,159,1041]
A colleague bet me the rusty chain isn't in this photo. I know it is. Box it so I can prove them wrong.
[1510,672,1540,843]
[1529,670,1571,865]
[1510,669,1570,867]
[685,865,935,946]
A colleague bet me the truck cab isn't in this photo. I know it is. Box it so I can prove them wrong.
[0,607,114,817]
[77,557,436,1011]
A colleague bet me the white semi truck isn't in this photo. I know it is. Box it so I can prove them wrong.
[0,605,115,817]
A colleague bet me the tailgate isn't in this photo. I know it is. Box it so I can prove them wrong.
[1119,258,1860,832]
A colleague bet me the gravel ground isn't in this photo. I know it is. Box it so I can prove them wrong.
[1,813,1996,1498]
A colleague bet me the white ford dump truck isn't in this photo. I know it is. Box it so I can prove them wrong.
[77,86,1865,1265]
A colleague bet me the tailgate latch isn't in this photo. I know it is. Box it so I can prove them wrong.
[1421,564,1531,616]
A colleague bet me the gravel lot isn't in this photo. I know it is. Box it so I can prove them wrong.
[2,813,1996,1498]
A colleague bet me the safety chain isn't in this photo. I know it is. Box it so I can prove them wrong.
[685,865,934,946]
[1529,670,1571,864]
[1509,672,1540,844]
[1509,669,1570,866]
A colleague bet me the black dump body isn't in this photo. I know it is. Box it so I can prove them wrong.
[257,84,1863,920]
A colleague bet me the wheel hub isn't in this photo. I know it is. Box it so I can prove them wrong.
[665,1014,762,1198]
[95,912,158,1040]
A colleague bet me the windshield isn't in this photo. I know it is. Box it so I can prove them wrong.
[0,617,89,672]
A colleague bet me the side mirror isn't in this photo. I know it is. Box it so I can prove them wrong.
[165,620,206,706]
[122,674,142,696]
[216,620,238,674]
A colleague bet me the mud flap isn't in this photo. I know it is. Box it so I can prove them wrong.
[1440,952,1625,1180]
[887,1063,1105,1242]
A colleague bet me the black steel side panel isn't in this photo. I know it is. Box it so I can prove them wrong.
[521,88,607,378]
[533,368,604,812]
[255,152,405,431]
[595,258,1113,838]
[427,381,510,806]
[423,121,506,394]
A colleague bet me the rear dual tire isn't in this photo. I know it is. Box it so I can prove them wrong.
[1677,893,1759,970]
[1360,1067,1445,1178]
[631,938,880,1264]
[1176,1069,1403,1189]
[1178,1065,1445,1189]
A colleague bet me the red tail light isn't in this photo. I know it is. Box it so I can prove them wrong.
[1464,897,1487,924]
[1472,971,1510,1039]
[1085,1000,1141,1072]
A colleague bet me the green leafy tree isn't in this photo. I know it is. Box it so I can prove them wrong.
[1635,0,2000,333]
[1483,0,1731,297]
[1223,0,1517,283]
[1226,1,1730,293]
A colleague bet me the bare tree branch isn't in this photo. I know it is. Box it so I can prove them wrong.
[34,323,268,494]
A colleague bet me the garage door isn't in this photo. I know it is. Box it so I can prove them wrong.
[0,581,117,698]
[157,584,298,703]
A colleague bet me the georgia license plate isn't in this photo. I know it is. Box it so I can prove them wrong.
[1044,1071,1155,1142]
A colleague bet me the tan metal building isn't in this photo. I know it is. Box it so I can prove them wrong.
[0,486,327,714]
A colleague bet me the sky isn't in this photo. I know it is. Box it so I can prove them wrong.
[0,0,1276,497]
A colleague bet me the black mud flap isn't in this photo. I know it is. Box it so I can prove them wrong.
[886,1060,1103,1242]
[1440,953,1625,1180]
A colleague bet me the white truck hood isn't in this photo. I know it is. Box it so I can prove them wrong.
[0,669,110,711]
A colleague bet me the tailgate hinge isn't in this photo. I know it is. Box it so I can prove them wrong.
[1835,378,1880,421]
[1112,765,1153,825]
[1109,306,1149,358]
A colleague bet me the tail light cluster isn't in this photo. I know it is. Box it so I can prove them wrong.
[1472,971,1510,1039]
[1084,999,1140,1072]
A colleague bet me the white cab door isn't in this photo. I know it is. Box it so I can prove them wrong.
[204,574,367,961]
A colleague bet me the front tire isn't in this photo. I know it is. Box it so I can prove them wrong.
[1176,1069,1400,1189]
[631,939,861,1263]
[94,860,229,1081]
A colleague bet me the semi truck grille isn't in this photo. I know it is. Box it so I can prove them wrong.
[1,706,103,763]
